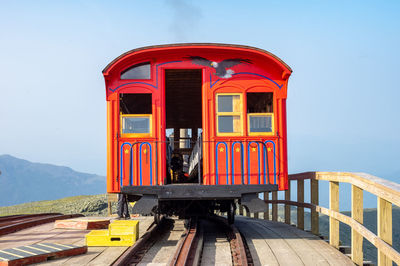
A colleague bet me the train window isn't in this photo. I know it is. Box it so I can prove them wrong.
[248,114,273,133]
[247,92,274,135]
[247,92,273,113]
[120,62,151,79]
[120,93,152,114]
[121,116,151,134]
[216,94,242,135]
[120,93,152,136]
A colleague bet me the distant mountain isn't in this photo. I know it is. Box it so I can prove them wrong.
[0,154,106,206]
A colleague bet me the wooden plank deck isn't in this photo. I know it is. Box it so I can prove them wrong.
[235,216,355,266]
[0,215,354,265]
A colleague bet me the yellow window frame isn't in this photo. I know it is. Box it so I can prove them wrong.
[120,114,152,138]
[247,113,274,136]
[215,93,243,136]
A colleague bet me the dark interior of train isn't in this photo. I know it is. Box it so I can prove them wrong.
[165,69,202,184]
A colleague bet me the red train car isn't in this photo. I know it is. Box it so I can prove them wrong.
[103,43,292,222]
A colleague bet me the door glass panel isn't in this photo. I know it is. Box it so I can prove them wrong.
[122,116,150,134]
[120,93,152,137]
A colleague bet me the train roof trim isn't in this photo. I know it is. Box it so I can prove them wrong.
[102,43,292,75]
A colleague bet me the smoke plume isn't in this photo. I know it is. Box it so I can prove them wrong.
[166,0,203,41]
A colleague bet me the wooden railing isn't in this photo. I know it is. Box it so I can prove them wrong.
[257,172,400,266]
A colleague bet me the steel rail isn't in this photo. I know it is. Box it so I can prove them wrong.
[0,213,62,224]
[229,223,249,266]
[0,216,58,228]
[0,213,83,236]
[210,216,249,266]
[169,218,203,266]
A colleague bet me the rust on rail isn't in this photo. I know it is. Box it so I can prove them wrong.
[169,217,202,266]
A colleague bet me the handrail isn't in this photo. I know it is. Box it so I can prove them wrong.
[316,172,400,206]
[259,171,400,266]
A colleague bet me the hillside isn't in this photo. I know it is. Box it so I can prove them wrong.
[0,194,111,216]
[0,154,106,206]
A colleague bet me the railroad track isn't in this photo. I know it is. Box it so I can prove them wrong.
[0,213,83,236]
[113,216,174,265]
[114,215,252,266]
[169,217,203,266]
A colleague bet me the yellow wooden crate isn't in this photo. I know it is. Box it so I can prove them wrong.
[85,230,136,246]
[109,220,139,236]
[111,220,139,226]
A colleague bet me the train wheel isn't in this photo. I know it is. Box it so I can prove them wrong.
[154,213,161,224]
[152,206,162,224]
[227,202,235,224]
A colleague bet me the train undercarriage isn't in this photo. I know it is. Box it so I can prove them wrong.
[122,184,277,224]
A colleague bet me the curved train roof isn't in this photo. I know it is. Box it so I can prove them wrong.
[102,43,292,75]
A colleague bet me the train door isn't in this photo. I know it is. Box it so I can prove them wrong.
[118,92,155,187]
[164,69,203,183]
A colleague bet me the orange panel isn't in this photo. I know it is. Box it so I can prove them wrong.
[247,142,262,185]
[215,142,229,185]
[232,142,244,185]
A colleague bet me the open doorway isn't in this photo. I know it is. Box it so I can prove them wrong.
[165,69,202,184]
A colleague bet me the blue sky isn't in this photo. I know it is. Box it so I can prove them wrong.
[1,1,399,208]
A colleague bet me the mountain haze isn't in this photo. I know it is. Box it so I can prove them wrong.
[0,154,106,206]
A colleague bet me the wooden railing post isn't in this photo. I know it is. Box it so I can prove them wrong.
[351,185,363,265]
[311,178,319,235]
[264,192,269,220]
[285,181,291,225]
[254,212,259,219]
[272,191,278,221]
[378,197,393,266]
[297,179,304,230]
[330,181,340,249]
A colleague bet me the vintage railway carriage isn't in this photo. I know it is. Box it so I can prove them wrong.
[103,43,292,221]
